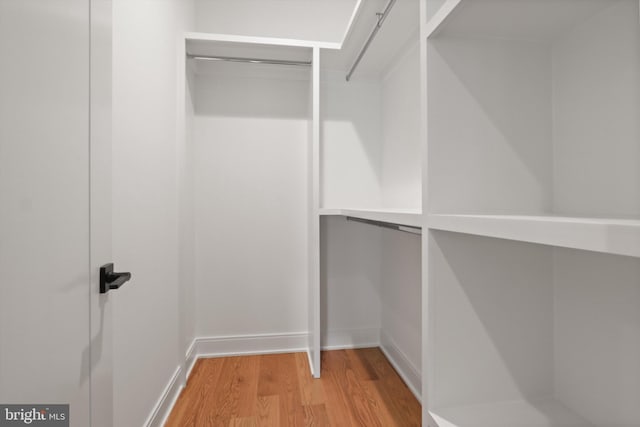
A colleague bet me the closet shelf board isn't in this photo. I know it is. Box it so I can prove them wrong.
[424,0,616,40]
[428,214,640,258]
[429,397,593,427]
[185,32,341,50]
[320,208,422,228]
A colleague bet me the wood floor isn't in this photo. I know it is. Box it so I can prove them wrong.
[165,348,421,426]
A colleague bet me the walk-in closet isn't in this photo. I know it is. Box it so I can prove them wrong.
[4,0,640,426]
[182,0,423,399]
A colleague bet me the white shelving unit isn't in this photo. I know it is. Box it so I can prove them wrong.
[184,33,325,378]
[424,0,640,426]
[316,0,424,399]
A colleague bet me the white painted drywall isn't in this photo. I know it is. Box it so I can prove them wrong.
[320,216,383,348]
[193,67,309,338]
[112,0,194,425]
[429,232,554,409]
[427,37,553,214]
[381,41,421,209]
[552,0,640,217]
[0,1,91,423]
[320,73,383,209]
[380,228,422,388]
[554,248,640,426]
[194,0,359,44]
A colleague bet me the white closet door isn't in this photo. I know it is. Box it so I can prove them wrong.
[0,1,113,426]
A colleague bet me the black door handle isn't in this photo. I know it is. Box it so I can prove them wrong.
[100,263,132,294]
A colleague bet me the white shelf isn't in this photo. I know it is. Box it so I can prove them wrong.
[428,214,640,258]
[424,0,614,41]
[185,31,339,50]
[320,208,422,228]
[430,398,593,427]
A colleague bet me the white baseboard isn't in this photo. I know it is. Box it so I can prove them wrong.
[185,339,198,380]
[380,331,422,403]
[144,365,184,427]
[321,327,380,350]
[194,332,308,359]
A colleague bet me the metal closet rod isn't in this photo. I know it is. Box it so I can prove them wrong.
[346,0,398,82]
[187,53,312,67]
[346,216,422,235]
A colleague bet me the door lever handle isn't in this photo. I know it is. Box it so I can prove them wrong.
[100,263,132,294]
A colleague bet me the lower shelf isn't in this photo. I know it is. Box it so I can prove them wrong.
[430,398,592,427]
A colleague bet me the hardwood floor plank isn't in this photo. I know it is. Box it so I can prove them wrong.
[234,355,261,418]
[165,357,225,427]
[256,395,280,427]
[166,349,422,427]
[229,417,258,427]
[295,352,325,405]
[302,403,331,427]
[359,348,421,427]
[258,353,304,426]
[345,348,379,381]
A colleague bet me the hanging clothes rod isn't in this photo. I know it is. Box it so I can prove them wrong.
[187,53,311,67]
[346,216,422,235]
[346,0,398,81]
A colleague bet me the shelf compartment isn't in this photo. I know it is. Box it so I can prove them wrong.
[428,214,640,258]
[428,231,640,427]
[320,208,422,228]
[427,0,640,219]
[430,397,592,427]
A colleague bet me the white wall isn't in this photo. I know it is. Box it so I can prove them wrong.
[193,67,309,339]
[552,0,640,217]
[381,41,421,209]
[112,0,194,425]
[380,228,422,394]
[427,37,553,214]
[194,0,359,44]
[429,232,554,409]
[321,73,383,208]
[320,216,382,348]
[554,248,640,426]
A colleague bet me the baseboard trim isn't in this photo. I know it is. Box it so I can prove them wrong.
[321,327,380,350]
[144,365,183,427]
[185,339,198,380]
[380,331,422,403]
[195,332,308,359]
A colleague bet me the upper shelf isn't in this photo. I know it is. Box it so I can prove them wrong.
[186,33,317,78]
[428,214,640,258]
[425,0,618,40]
[320,208,422,228]
[186,32,314,62]
[186,32,338,50]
